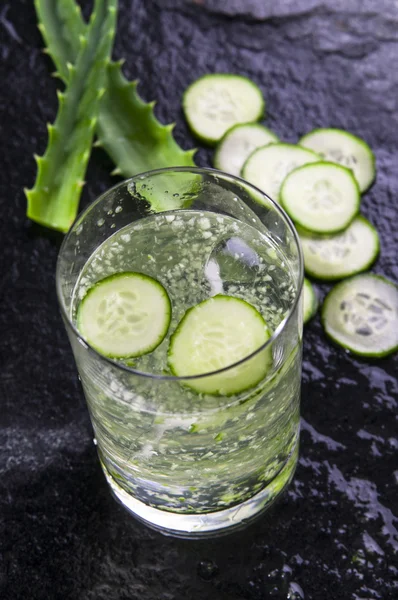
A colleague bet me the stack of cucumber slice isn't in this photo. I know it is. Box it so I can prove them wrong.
[73,73,396,403]
[182,74,397,357]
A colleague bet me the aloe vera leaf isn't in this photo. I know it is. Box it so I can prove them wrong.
[34,0,196,178]
[34,0,85,82]
[26,0,117,232]
[97,65,196,176]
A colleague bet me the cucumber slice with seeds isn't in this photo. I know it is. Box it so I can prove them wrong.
[299,128,376,192]
[303,278,318,324]
[168,295,271,395]
[77,272,171,358]
[322,274,398,357]
[280,162,360,234]
[299,216,380,280]
[242,143,320,204]
[214,123,279,176]
[183,74,264,145]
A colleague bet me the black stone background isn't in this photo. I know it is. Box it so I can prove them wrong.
[1,1,398,598]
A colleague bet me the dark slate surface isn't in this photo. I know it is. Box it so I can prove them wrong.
[1,1,398,598]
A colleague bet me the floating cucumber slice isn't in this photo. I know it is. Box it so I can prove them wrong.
[241,143,320,204]
[214,123,278,176]
[168,295,271,395]
[303,278,318,324]
[280,162,360,234]
[299,128,376,192]
[77,272,171,358]
[182,74,264,145]
[321,274,398,357]
[298,216,380,280]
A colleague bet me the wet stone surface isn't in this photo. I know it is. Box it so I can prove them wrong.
[1,0,398,598]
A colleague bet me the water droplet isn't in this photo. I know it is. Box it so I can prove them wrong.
[197,559,218,580]
[268,586,281,597]
[287,582,305,599]
[97,218,105,227]
[267,568,280,582]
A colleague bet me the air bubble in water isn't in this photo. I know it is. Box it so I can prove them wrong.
[127,182,136,196]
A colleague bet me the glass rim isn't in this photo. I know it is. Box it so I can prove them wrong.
[56,166,304,382]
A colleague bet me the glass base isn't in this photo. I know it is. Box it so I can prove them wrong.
[101,443,298,538]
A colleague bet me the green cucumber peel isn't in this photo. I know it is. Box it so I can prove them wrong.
[303,278,318,324]
[34,0,196,180]
[26,0,117,232]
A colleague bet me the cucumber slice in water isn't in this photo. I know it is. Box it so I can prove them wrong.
[322,274,398,357]
[183,74,264,145]
[168,295,271,395]
[242,143,320,204]
[303,278,318,324]
[299,128,376,192]
[77,272,171,359]
[280,162,360,234]
[214,123,279,176]
[299,216,380,280]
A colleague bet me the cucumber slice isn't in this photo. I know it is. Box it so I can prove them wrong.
[299,216,380,280]
[242,143,320,204]
[182,74,264,145]
[214,123,278,176]
[168,295,271,395]
[322,274,398,357]
[299,128,376,192]
[77,272,171,358]
[303,278,318,324]
[280,162,360,234]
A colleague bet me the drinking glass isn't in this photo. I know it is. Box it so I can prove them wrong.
[56,167,303,537]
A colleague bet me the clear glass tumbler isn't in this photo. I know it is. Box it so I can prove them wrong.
[56,167,303,537]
